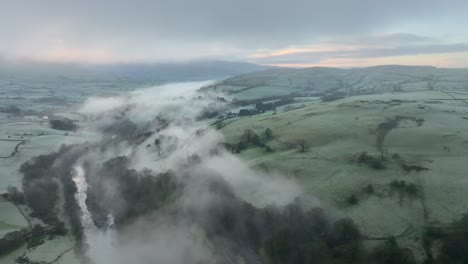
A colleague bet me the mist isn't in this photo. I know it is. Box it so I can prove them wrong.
[61,81,309,263]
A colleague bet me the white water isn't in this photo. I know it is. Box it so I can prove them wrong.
[72,166,95,232]
[73,165,118,263]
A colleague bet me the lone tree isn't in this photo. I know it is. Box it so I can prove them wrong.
[264,128,273,139]
[297,139,308,152]
[242,129,256,142]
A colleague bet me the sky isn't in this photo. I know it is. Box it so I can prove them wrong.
[1,0,468,68]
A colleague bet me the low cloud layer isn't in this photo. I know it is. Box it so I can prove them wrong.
[77,81,302,206]
[250,40,468,66]
[1,0,468,66]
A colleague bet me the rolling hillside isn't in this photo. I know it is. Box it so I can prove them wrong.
[210,66,468,261]
[203,65,468,100]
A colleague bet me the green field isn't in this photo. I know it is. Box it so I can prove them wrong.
[218,90,468,260]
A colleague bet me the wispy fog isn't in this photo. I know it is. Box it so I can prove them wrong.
[69,81,306,263]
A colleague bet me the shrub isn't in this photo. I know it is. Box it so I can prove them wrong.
[436,215,468,263]
[347,194,359,206]
[0,230,27,255]
[389,180,419,198]
[369,238,416,264]
[296,139,308,152]
[264,128,273,139]
[364,184,375,195]
[356,152,386,170]
[6,186,25,204]
[322,92,346,102]
[49,118,77,131]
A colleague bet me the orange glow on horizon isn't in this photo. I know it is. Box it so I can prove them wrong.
[249,44,362,59]
[261,52,468,68]
[36,46,114,64]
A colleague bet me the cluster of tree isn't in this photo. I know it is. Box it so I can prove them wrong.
[198,110,219,119]
[85,156,180,227]
[4,186,25,204]
[346,184,376,207]
[424,214,468,263]
[0,105,21,115]
[389,180,419,198]
[49,117,78,131]
[291,91,323,97]
[152,134,179,156]
[67,150,418,264]
[369,238,416,264]
[0,225,65,257]
[355,152,386,170]
[321,92,347,102]
[255,97,295,112]
[20,144,91,242]
[222,128,274,154]
[96,163,345,263]
[101,116,170,146]
[0,229,28,256]
[233,95,292,107]
[61,169,85,244]
[238,108,260,116]
[20,151,62,225]
[237,97,297,117]
[187,171,415,264]
[436,215,468,263]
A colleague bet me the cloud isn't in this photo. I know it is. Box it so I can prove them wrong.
[343,43,468,59]
[343,33,434,46]
[79,97,127,115]
[1,0,468,64]
[77,81,302,209]
[68,80,310,263]
[249,34,468,67]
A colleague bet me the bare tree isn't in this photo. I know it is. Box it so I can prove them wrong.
[242,129,258,143]
[297,139,308,152]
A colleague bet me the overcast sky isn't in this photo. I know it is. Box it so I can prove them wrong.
[1,0,468,67]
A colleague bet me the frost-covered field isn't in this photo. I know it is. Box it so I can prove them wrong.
[219,90,468,261]
[0,202,28,237]
[0,77,138,263]
[1,65,468,263]
[205,66,468,100]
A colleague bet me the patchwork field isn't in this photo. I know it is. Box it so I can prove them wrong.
[0,73,123,263]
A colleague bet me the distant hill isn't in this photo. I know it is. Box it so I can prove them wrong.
[202,65,468,100]
[0,60,269,84]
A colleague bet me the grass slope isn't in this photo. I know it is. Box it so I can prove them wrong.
[204,65,468,100]
[219,90,468,260]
